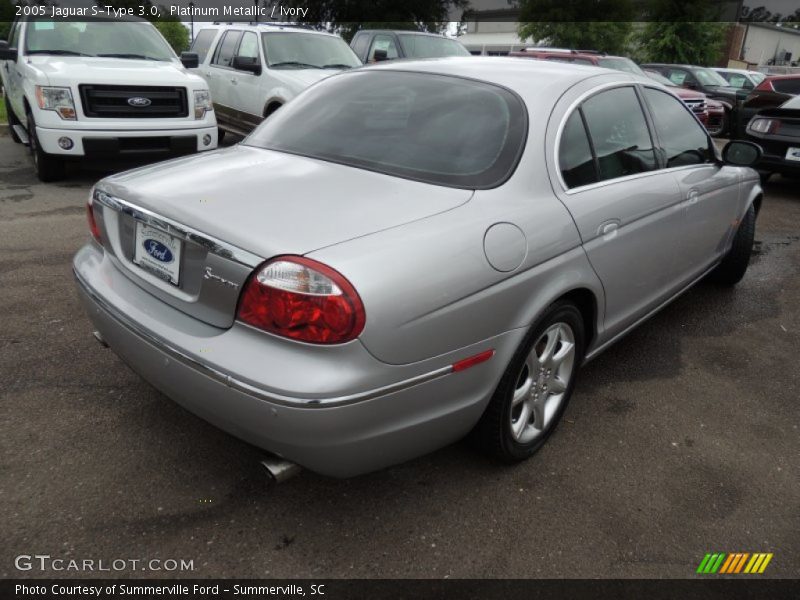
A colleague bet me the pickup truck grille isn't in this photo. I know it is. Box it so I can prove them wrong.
[683,98,706,114]
[79,85,188,119]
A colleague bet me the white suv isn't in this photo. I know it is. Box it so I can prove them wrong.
[0,17,218,182]
[189,23,360,139]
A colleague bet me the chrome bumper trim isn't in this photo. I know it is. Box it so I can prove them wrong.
[74,267,452,408]
[93,189,264,268]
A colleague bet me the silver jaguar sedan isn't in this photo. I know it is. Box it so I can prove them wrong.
[73,57,763,478]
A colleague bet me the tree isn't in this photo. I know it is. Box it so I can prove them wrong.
[1,0,16,41]
[517,0,635,54]
[267,0,468,42]
[632,1,730,65]
[154,18,189,53]
[518,21,634,54]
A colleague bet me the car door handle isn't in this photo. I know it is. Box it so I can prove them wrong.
[686,189,699,205]
[598,220,620,236]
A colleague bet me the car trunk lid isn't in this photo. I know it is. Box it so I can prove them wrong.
[94,145,472,328]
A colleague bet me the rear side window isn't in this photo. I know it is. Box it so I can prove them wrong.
[212,30,243,68]
[559,111,597,188]
[643,88,711,167]
[580,87,657,182]
[773,79,800,94]
[190,29,217,63]
[245,71,528,189]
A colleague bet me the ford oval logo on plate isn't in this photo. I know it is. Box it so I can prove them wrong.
[144,239,174,263]
[128,97,152,107]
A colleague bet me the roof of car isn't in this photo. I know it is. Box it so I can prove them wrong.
[364,56,645,97]
[202,22,335,36]
[354,30,453,38]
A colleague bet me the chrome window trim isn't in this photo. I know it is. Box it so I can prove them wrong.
[74,267,452,408]
[553,81,715,195]
[93,190,263,268]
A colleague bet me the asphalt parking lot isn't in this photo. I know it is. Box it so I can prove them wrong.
[1,131,798,579]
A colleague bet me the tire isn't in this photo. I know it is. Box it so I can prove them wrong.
[26,110,65,182]
[217,128,225,144]
[471,300,586,462]
[5,95,22,144]
[708,111,728,138]
[708,204,755,285]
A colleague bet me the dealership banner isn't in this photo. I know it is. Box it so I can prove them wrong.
[4,579,800,599]
[4,0,791,23]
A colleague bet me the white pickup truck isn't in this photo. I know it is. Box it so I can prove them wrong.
[0,16,217,181]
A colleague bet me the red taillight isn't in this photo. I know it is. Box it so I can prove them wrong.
[87,200,101,244]
[237,256,366,344]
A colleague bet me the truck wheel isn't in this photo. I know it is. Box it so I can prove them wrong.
[471,300,585,462]
[26,111,66,182]
[708,111,728,138]
[5,95,22,144]
[708,204,755,285]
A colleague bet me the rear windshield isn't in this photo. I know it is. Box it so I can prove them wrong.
[244,71,528,189]
[773,78,800,94]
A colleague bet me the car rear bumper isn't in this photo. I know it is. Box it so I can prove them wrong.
[36,125,218,157]
[73,244,521,477]
[746,134,800,176]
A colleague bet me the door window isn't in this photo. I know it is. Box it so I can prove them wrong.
[237,32,260,61]
[367,35,399,62]
[212,30,243,68]
[773,79,800,94]
[643,88,712,168]
[190,29,218,63]
[351,33,369,59]
[580,86,658,182]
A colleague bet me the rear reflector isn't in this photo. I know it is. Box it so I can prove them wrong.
[87,200,101,244]
[452,349,495,373]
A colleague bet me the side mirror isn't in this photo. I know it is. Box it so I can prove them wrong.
[232,55,262,75]
[0,40,17,62]
[373,49,389,62]
[180,52,199,69]
[722,140,762,167]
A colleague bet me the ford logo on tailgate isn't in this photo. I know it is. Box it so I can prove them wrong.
[144,239,174,263]
[128,97,152,107]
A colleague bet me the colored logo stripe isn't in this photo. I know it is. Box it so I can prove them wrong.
[697,552,773,574]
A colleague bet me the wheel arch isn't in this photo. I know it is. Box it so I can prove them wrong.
[552,287,599,350]
[263,98,284,118]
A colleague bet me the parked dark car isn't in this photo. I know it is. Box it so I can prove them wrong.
[641,63,746,136]
[744,95,800,181]
[349,30,470,63]
[736,75,800,138]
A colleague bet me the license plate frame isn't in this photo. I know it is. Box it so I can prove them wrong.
[133,222,183,286]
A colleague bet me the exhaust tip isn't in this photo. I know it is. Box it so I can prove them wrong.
[92,330,109,348]
[261,456,301,484]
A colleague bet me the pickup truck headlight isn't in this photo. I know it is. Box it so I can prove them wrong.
[194,90,213,119]
[35,86,76,120]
